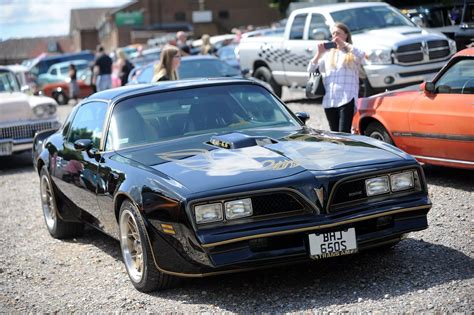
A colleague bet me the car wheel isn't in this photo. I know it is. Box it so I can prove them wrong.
[365,122,394,145]
[40,166,84,238]
[55,92,69,105]
[253,67,282,98]
[119,200,180,292]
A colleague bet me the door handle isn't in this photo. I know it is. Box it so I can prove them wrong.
[284,47,291,53]
[306,47,314,53]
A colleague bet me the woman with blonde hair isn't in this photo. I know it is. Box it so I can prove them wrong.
[152,45,181,82]
[200,34,216,55]
[307,22,365,133]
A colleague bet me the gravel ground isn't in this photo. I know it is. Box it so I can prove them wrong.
[0,88,473,312]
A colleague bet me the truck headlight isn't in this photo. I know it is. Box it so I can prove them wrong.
[365,176,390,196]
[390,171,414,192]
[195,203,223,224]
[366,49,392,65]
[448,39,457,54]
[225,198,253,220]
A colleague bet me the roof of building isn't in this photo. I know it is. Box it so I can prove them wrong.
[0,36,74,62]
[70,7,116,32]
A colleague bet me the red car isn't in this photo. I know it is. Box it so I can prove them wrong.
[41,69,94,105]
[353,48,474,170]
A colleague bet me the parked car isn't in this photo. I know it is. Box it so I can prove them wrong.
[40,69,95,105]
[352,48,474,170]
[401,4,457,39]
[0,67,60,156]
[217,44,240,70]
[129,47,161,68]
[38,60,90,87]
[238,2,457,97]
[130,55,273,92]
[25,51,94,79]
[5,64,38,92]
[33,78,431,292]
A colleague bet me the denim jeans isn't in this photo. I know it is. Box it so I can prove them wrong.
[96,74,112,92]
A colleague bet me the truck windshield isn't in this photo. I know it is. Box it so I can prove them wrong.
[331,6,414,34]
[0,70,21,93]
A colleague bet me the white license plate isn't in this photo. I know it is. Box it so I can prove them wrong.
[0,142,13,156]
[308,228,357,259]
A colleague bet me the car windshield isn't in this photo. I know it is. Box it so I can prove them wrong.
[331,6,414,34]
[106,84,300,150]
[0,70,21,92]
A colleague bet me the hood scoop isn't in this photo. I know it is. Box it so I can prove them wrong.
[401,30,422,35]
[209,133,276,149]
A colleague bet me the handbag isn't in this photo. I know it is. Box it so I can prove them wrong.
[305,68,325,98]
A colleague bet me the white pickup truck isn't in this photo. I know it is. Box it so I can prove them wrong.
[238,2,457,97]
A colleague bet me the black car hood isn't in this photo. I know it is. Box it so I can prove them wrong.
[117,129,409,193]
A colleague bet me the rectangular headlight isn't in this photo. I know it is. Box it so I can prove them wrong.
[225,198,253,220]
[390,171,414,192]
[195,203,223,224]
[365,176,390,196]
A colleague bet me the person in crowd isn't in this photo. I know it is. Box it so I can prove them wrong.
[152,45,181,82]
[116,49,134,86]
[307,22,365,133]
[176,31,191,56]
[68,64,79,102]
[93,45,113,91]
[200,34,216,55]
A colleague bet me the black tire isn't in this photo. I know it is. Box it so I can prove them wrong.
[118,200,180,292]
[253,66,282,98]
[39,166,84,238]
[54,91,69,105]
[364,122,394,145]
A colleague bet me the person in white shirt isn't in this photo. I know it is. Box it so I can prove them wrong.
[307,23,365,133]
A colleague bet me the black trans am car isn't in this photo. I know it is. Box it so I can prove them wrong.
[33,78,432,292]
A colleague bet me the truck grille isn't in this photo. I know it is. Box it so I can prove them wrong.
[0,121,57,140]
[394,40,450,65]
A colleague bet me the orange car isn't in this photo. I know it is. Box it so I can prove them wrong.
[353,48,474,170]
[41,69,94,105]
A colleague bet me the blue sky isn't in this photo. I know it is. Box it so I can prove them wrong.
[0,0,131,40]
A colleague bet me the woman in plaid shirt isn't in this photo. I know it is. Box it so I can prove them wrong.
[307,23,365,133]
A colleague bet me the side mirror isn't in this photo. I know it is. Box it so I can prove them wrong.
[241,68,250,77]
[312,28,330,40]
[74,139,93,151]
[424,81,436,94]
[295,111,310,124]
[411,16,425,28]
[21,85,31,94]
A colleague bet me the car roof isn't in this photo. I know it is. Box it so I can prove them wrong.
[292,1,388,15]
[49,60,90,68]
[454,47,474,58]
[88,77,263,103]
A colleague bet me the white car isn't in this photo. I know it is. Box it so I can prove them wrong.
[0,66,60,156]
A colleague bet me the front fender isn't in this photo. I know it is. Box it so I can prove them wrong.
[33,128,59,173]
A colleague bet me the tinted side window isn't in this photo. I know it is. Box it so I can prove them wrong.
[289,14,307,40]
[435,59,474,94]
[309,14,330,40]
[67,101,108,148]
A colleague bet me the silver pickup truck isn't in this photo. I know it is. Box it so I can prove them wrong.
[238,2,457,97]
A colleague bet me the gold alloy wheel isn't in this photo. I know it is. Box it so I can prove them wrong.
[119,209,144,283]
[40,174,56,231]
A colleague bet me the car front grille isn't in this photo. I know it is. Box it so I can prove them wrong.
[0,121,57,140]
[394,40,450,65]
[251,192,305,217]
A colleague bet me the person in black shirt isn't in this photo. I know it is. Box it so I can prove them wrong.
[116,49,134,86]
[68,64,79,102]
[93,45,113,91]
[176,31,191,56]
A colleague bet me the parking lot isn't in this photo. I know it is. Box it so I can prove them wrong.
[0,88,472,312]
